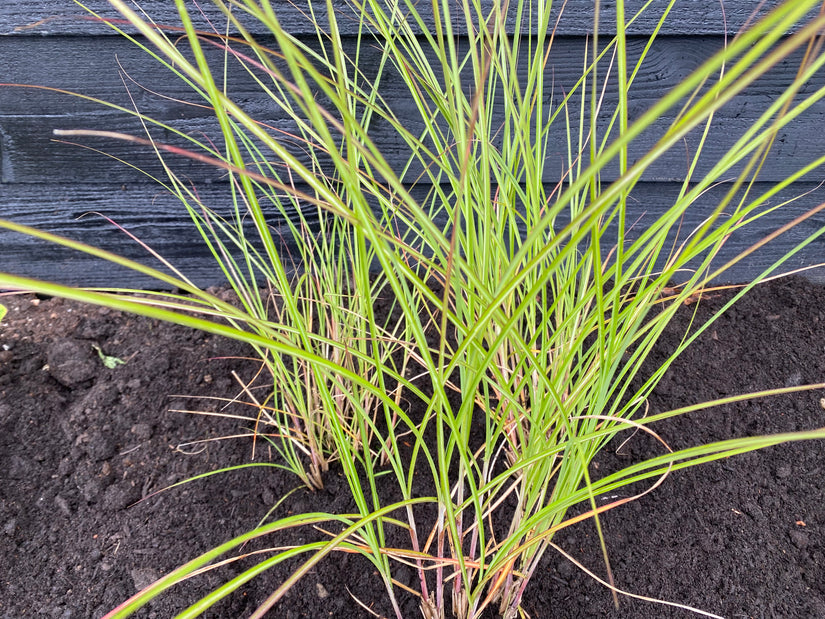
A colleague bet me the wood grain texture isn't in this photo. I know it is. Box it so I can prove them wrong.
[3,36,823,185]
[2,181,823,287]
[3,1,825,287]
[0,182,303,288]
[0,0,804,37]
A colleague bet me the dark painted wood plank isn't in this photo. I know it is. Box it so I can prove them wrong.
[2,181,823,288]
[7,109,824,185]
[0,182,311,288]
[1,115,232,184]
[1,0,807,37]
[3,35,824,184]
[3,3,824,289]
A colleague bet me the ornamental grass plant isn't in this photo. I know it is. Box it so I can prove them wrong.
[3,0,825,617]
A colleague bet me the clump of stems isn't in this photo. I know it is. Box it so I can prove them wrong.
[2,0,825,617]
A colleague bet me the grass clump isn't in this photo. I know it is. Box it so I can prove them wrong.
[2,0,825,617]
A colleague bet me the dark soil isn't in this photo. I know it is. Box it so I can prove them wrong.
[1,277,824,619]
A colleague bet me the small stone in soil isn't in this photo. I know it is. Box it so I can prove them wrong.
[101,483,141,512]
[789,529,808,549]
[130,567,160,591]
[46,339,97,387]
[54,495,71,516]
[130,423,152,440]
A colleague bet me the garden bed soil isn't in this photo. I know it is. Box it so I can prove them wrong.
[1,276,824,618]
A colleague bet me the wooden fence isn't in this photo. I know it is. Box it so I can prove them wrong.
[2,0,824,287]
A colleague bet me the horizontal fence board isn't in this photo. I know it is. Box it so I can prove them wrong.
[6,111,824,186]
[4,2,825,288]
[3,31,815,118]
[3,35,823,185]
[1,0,807,37]
[2,181,823,288]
